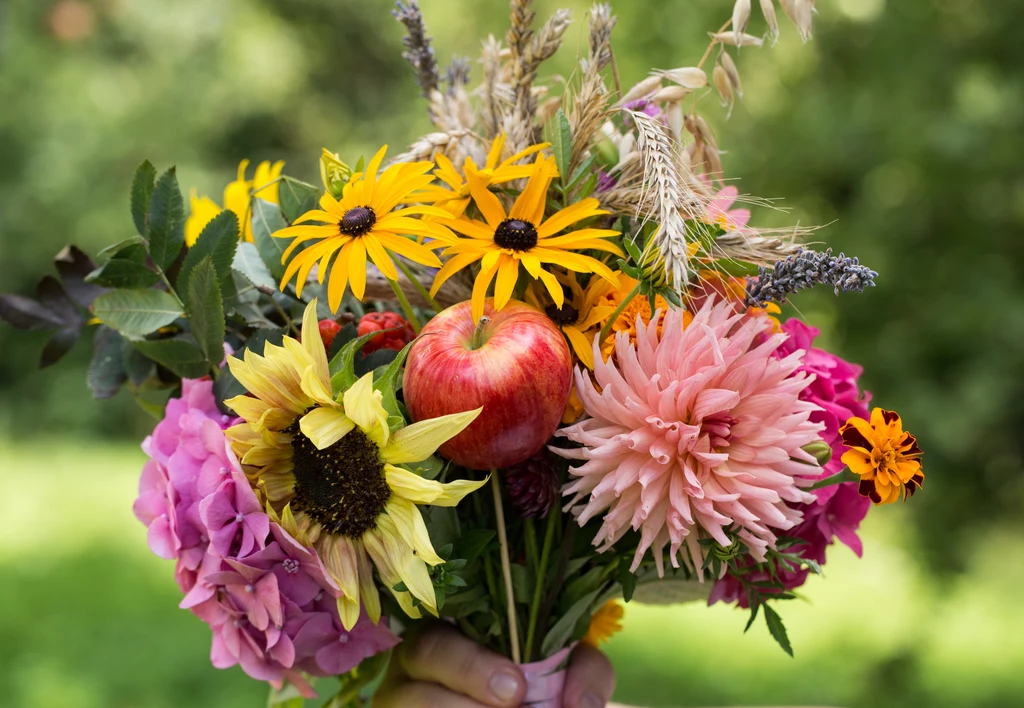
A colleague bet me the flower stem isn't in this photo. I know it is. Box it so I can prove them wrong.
[524,508,558,663]
[473,491,507,657]
[393,256,441,312]
[491,470,521,664]
[385,277,422,334]
[597,281,641,349]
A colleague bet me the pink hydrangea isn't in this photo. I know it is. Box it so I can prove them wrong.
[710,320,872,606]
[554,300,825,580]
[134,379,398,695]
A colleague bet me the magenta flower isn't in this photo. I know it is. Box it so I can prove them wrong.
[134,378,399,696]
[554,300,825,580]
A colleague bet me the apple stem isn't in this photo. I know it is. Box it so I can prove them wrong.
[470,316,490,351]
[491,470,521,664]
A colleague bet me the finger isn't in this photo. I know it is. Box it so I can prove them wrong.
[398,623,526,708]
[376,680,495,708]
[562,643,617,708]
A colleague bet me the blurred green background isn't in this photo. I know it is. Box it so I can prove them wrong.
[1,0,1021,706]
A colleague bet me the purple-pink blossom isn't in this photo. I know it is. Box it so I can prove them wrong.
[134,379,398,695]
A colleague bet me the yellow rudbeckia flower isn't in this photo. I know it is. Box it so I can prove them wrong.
[416,134,549,218]
[273,145,456,313]
[431,154,624,322]
[525,270,619,370]
[225,300,486,630]
[185,159,284,246]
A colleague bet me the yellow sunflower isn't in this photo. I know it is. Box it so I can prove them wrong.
[431,154,623,322]
[273,145,456,313]
[225,300,486,630]
[415,134,549,218]
[525,270,619,370]
[185,159,284,246]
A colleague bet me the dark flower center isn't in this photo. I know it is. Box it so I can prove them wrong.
[545,302,579,326]
[339,206,376,237]
[289,424,390,537]
[493,218,538,251]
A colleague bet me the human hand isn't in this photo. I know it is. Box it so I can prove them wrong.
[375,622,617,708]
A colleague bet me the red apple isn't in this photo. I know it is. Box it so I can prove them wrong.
[403,298,572,470]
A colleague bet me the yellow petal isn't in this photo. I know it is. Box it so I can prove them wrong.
[356,543,382,624]
[299,406,355,450]
[337,596,362,632]
[300,299,330,389]
[381,407,482,464]
[564,326,596,370]
[472,261,499,322]
[384,497,445,566]
[342,371,390,447]
[364,516,438,616]
[348,237,368,300]
[493,256,520,311]
[385,465,488,507]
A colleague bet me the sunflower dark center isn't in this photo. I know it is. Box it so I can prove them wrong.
[339,206,376,237]
[289,424,390,537]
[545,302,579,326]
[493,218,538,251]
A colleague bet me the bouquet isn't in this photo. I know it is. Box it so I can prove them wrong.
[0,0,925,705]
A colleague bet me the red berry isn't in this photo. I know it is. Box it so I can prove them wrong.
[356,312,415,354]
[318,319,342,350]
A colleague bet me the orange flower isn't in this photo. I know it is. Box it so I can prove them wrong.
[582,601,624,647]
[598,275,692,361]
[840,408,924,505]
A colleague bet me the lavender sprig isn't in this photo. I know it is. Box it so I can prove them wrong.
[745,248,878,307]
[445,56,471,96]
[392,1,440,97]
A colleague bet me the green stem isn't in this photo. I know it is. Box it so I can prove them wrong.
[269,295,299,337]
[597,281,641,346]
[393,256,441,312]
[470,316,490,350]
[473,491,507,657]
[491,471,521,664]
[386,277,422,334]
[524,509,558,663]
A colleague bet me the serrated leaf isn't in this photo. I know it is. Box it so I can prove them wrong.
[252,198,289,281]
[763,604,793,657]
[546,109,573,181]
[186,258,225,368]
[131,160,157,237]
[41,325,82,368]
[54,245,104,308]
[88,326,128,398]
[279,177,321,223]
[86,259,160,289]
[178,210,240,294]
[91,289,183,338]
[232,242,277,291]
[147,167,185,271]
[132,337,209,379]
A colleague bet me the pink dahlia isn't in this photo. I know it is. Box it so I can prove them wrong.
[134,379,398,695]
[553,300,825,579]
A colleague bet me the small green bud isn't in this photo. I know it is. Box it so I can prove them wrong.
[802,440,833,466]
[320,148,351,198]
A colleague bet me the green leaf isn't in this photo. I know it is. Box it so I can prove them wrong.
[279,177,321,223]
[546,109,573,182]
[565,154,598,193]
[542,589,600,657]
[232,242,277,291]
[622,234,643,262]
[54,245,105,308]
[0,293,68,331]
[132,338,210,379]
[456,529,495,565]
[266,682,306,708]
[809,468,859,490]
[763,604,794,657]
[252,198,289,281]
[87,326,128,398]
[186,258,225,368]
[575,171,601,199]
[91,288,183,338]
[97,236,145,259]
[329,327,402,392]
[178,210,239,294]
[147,167,186,272]
[41,324,82,368]
[131,160,157,237]
[86,259,160,289]
[618,559,638,603]
[511,563,533,604]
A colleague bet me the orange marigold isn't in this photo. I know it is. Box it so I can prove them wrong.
[840,408,924,505]
[582,601,624,647]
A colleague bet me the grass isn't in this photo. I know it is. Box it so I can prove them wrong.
[1,438,1022,708]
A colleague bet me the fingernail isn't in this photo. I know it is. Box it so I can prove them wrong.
[580,691,605,708]
[489,671,522,703]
